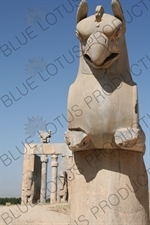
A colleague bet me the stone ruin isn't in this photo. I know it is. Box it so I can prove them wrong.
[21,131,73,205]
[21,0,149,224]
[64,0,149,224]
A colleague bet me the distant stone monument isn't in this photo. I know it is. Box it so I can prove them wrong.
[21,129,73,205]
[39,131,50,203]
[57,171,68,203]
[22,170,34,204]
[21,156,41,205]
[65,0,149,224]
[39,130,51,143]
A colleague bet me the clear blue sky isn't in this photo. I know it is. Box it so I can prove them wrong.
[0,0,150,197]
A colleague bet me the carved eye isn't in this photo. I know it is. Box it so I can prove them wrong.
[114,28,121,38]
[75,29,82,41]
[114,26,125,38]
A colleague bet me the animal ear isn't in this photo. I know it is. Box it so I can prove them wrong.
[111,0,125,25]
[76,0,88,23]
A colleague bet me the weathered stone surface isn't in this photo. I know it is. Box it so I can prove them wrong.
[50,154,59,204]
[22,170,34,204]
[114,127,141,148]
[57,171,68,203]
[65,0,149,224]
[65,0,145,153]
[71,150,149,225]
[22,143,72,205]
[61,155,73,203]
[40,155,48,203]
[21,155,41,205]
[39,130,51,143]
[24,143,72,156]
[33,155,42,202]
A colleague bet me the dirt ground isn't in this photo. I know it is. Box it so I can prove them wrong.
[0,200,150,225]
[0,203,70,225]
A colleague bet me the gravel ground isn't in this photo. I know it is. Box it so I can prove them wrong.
[0,200,149,225]
[0,203,70,225]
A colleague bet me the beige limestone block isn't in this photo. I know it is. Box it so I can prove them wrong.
[70,150,149,225]
[65,0,149,224]
[66,0,145,153]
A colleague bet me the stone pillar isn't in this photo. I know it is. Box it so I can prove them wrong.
[61,155,73,203]
[21,151,42,205]
[50,154,58,204]
[40,155,48,203]
[70,149,149,225]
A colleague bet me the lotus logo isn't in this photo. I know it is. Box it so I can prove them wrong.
[25,57,47,77]
[24,116,47,137]
[25,7,46,27]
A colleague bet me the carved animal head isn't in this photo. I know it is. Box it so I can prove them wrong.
[39,130,51,143]
[76,0,126,70]
[65,0,143,152]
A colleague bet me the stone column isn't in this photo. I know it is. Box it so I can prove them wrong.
[40,155,48,203]
[50,154,58,204]
[70,150,149,225]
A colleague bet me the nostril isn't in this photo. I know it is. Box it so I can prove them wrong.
[84,54,91,61]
